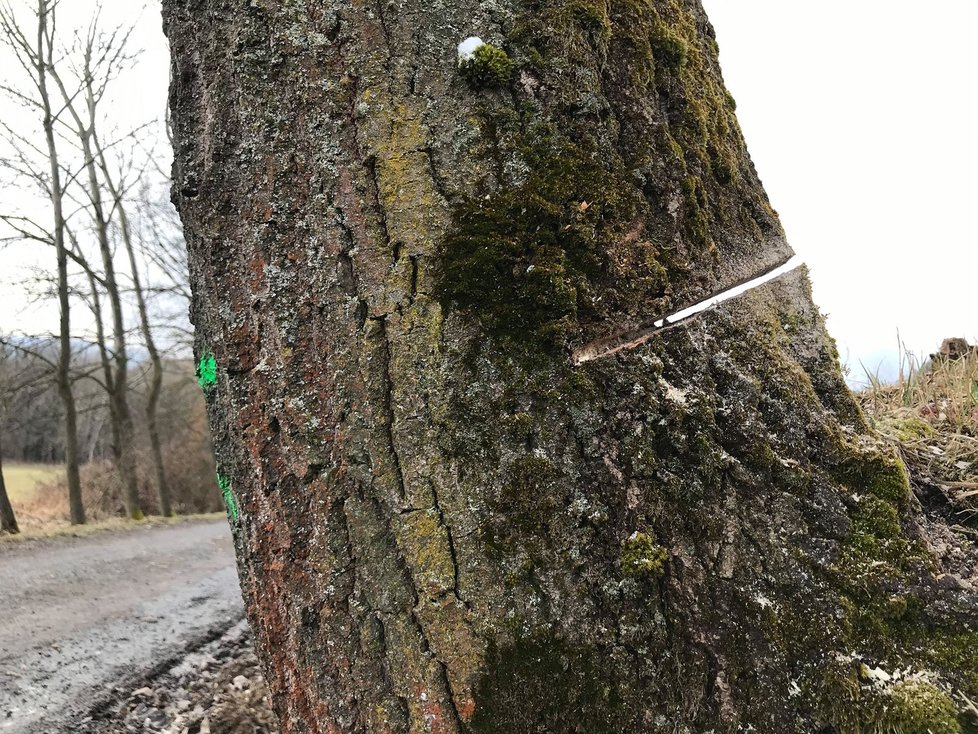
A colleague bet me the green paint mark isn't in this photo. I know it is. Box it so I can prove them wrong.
[217,473,239,522]
[197,352,218,391]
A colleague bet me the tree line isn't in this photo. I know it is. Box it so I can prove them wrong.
[0,0,211,533]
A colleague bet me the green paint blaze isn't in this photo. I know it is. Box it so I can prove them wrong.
[197,352,218,391]
[217,473,238,522]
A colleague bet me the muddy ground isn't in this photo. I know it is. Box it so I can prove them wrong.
[0,520,245,733]
[76,621,277,734]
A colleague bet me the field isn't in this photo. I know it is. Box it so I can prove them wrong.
[3,462,64,504]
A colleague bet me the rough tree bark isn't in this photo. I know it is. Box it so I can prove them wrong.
[165,1,978,732]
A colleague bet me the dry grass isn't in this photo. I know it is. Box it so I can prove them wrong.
[7,439,222,534]
[2,462,64,504]
[0,512,226,544]
[857,343,978,518]
[3,451,222,535]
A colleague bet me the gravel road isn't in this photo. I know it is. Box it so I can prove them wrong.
[0,520,244,734]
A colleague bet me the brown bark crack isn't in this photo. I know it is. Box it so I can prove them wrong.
[364,154,397,265]
[429,479,470,609]
[373,317,409,506]
[346,485,464,733]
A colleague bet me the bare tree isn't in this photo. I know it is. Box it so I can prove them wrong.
[46,16,143,519]
[0,0,84,524]
[0,345,20,534]
[95,143,173,517]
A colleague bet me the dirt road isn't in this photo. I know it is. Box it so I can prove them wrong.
[0,520,244,733]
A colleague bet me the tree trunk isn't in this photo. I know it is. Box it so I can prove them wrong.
[164,2,978,732]
[145,396,172,517]
[49,47,145,521]
[60,370,85,526]
[83,267,132,514]
[36,0,84,526]
[0,435,19,534]
[85,145,143,521]
[111,158,174,517]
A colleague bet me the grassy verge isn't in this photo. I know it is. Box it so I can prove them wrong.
[0,512,227,545]
[857,343,978,520]
[3,462,65,504]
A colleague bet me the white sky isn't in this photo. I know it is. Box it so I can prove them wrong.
[1,1,975,385]
[0,0,172,343]
[703,0,978,384]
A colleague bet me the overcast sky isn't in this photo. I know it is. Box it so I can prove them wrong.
[0,0,975,385]
[703,0,977,383]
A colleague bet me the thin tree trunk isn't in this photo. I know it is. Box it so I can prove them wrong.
[143,370,171,516]
[83,266,130,505]
[97,144,173,516]
[165,1,978,732]
[36,0,83,525]
[0,435,19,534]
[87,151,142,521]
[50,45,143,521]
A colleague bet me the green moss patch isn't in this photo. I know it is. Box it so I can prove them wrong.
[823,668,961,734]
[621,530,667,579]
[436,125,664,358]
[886,680,961,734]
[459,43,515,89]
[833,450,912,509]
[496,454,563,535]
[650,15,687,71]
[467,634,630,733]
